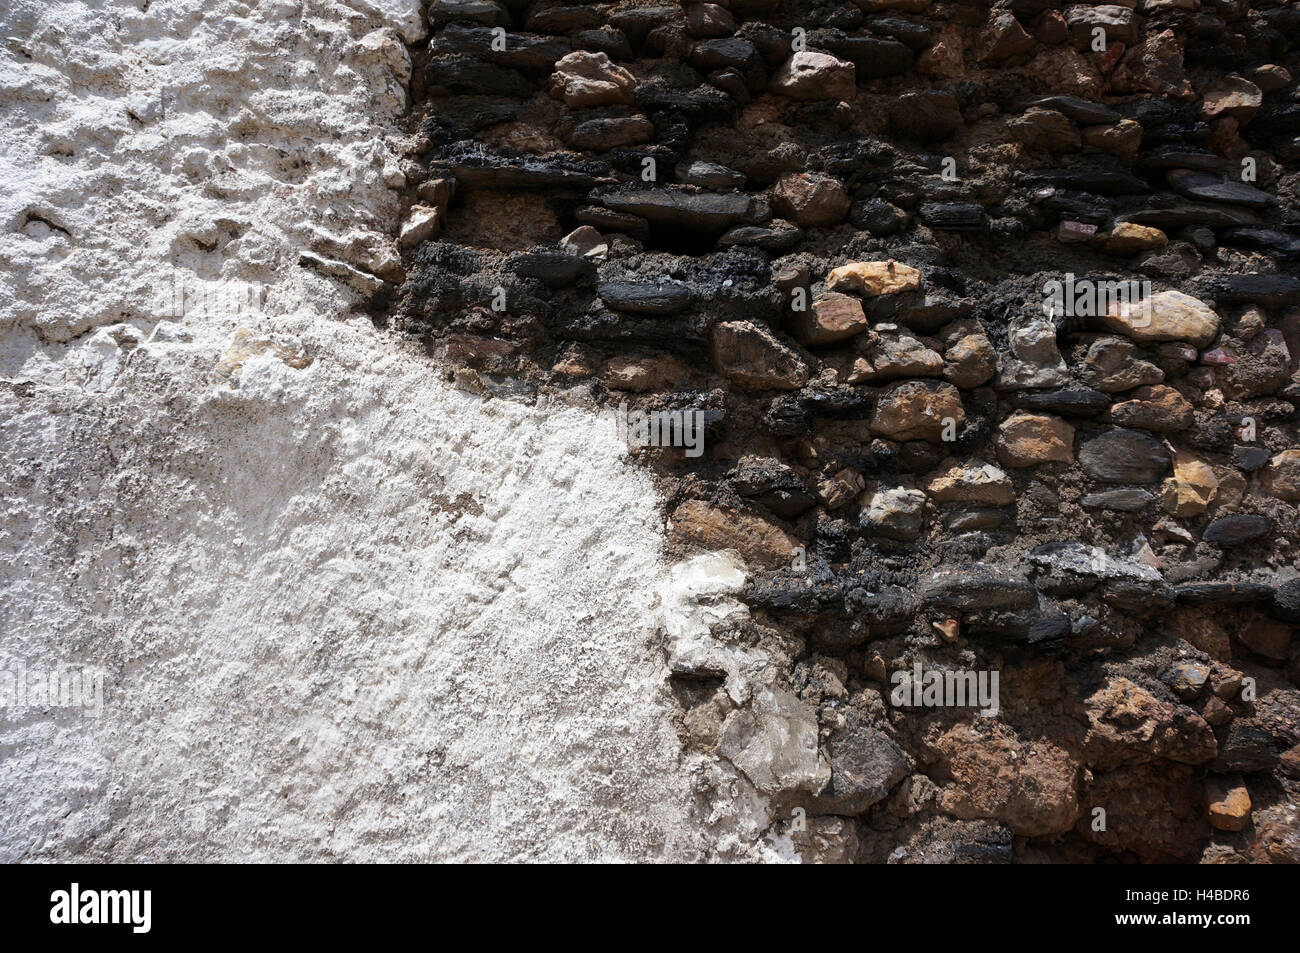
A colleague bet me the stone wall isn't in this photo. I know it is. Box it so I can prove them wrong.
[396,0,1300,862]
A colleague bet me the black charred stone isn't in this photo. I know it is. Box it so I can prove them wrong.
[1079,430,1171,484]
[1271,578,1300,623]
[864,16,932,50]
[1203,514,1273,547]
[919,202,987,231]
[597,280,694,314]
[1196,273,1300,308]
[1174,581,1275,606]
[1232,445,1272,472]
[1013,388,1112,418]
[509,251,596,287]
[1029,96,1120,125]
[1080,488,1155,512]
[429,25,570,73]
[425,55,533,98]
[1212,720,1279,774]
[919,572,1037,612]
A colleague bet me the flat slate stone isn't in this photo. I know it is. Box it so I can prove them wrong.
[1079,430,1171,484]
[1220,228,1300,260]
[1013,388,1112,418]
[1029,96,1120,126]
[1138,146,1225,173]
[510,251,596,287]
[1080,488,1155,511]
[919,571,1038,612]
[919,202,986,230]
[1031,168,1148,195]
[865,16,932,50]
[1197,273,1300,307]
[597,280,694,314]
[1167,170,1278,209]
[430,24,570,73]
[1203,514,1272,547]
[601,187,761,230]
[1174,581,1275,606]
[817,33,913,78]
[1118,201,1258,230]
[718,221,802,251]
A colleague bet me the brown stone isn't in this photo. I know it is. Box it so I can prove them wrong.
[827,260,922,297]
[549,51,636,108]
[710,321,809,391]
[870,380,964,442]
[848,332,944,383]
[770,172,850,227]
[1081,119,1143,160]
[977,12,1035,62]
[669,500,799,569]
[933,722,1081,837]
[924,462,1016,506]
[943,332,997,388]
[793,293,868,347]
[1098,290,1221,349]
[916,24,964,78]
[769,51,855,102]
[1084,676,1218,767]
[1008,107,1081,152]
[1262,450,1300,501]
[996,413,1075,467]
[1205,777,1251,832]
[1100,222,1167,254]
[1111,29,1194,100]
[1238,615,1293,661]
[1108,384,1195,432]
[1079,762,1205,863]
[602,355,688,392]
[1165,607,1231,660]
[1202,75,1263,124]
[817,468,865,511]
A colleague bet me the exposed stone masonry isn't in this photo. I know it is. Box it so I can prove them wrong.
[391,0,1300,862]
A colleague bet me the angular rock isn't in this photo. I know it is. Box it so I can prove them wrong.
[1079,429,1171,483]
[671,499,800,568]
[808,710,911,815]
[888,91,961,143]
[871,381,964,442]
[1203,514,1272,547]
[1107,384,1194,432]
[1098,290,1221,349]
[1167,170,1277,210]
[711,321,809,391]
[1205,777,1252,832]
[769,51,855,101]
[828,260,921,297]
[1262,450,1300,501]
[793,293,868,347]
[860,487,928,541]
[924,462,1016,506]
[996,413,1075,467]
[850,332,944,383]
[549,51,636,108]
[770,173,850,227]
